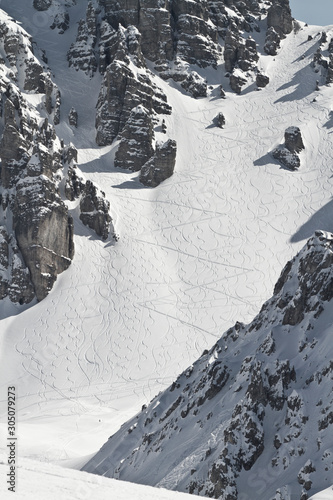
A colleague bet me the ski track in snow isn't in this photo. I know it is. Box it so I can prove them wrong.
[0,4,333,463]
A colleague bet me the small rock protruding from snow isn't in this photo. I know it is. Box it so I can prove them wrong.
[284,126,305,154]
[216,112,225,128]
[219,85,226,99]
[68,107,78,128]
[229,69,247,94]
[256,72,270,88]
[272,126,304,170]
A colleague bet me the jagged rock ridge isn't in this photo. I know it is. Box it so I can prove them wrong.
[0,10,115,303]
[83,231,333,500]
[65,0,294,183]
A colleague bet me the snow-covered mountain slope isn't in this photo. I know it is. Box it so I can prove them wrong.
[311,487,333,500]
[0,0,332,491]
[82,230,333,499]
[0,455,197,500]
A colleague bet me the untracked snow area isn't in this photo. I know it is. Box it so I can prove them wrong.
[310,487,333,500]
[0,456,197,500]
[0,0,333,484]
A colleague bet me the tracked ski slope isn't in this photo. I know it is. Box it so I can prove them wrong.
[0,1,333,465]
[0,456,198,500]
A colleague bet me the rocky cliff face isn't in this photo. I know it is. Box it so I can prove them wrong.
[0,10,115,304]
[65,0,295,183]
[83,231,333,500]
[307,30,333,87]
[140,139,177,187]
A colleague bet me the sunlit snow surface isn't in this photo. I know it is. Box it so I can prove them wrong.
[0,456,197,500]
[310,487,333,500]
[0,0,333,481]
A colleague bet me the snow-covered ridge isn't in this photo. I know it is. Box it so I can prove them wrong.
[0,456,197,500]
[83,231,333,500]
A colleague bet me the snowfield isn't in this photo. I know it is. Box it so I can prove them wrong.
[0,0,332,497]
[0,456,197,500]
[310,488,333,500]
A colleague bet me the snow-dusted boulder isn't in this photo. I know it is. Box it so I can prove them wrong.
[33,0,52,11]
[256,72,270,88]
[273,146,301,170]
[284,126,305,154]
[216,112,226,128]
[272,126,304,170]
[229,69,247,94]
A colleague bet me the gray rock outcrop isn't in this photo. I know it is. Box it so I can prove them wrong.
[0,86,75,302]
[100,0,218,68]
[0,10,117,303]
[114,105,154,171]
[64,164,85,202]
[50,12,70,34]
[13,175,74,302]
[267,0,293,38]
[33,0,76,32]
[160,67,207,98]
[67,3,98,76]
[229,69,247,94]
[326,54,333,84]
[63,150,114,241]
[0,21,46,93]
[272,126,305,170]
[264,27,281,56]
[172,0,219,69]
[140,139,177,187]
[224,24,241,73]
[216,112,226,128]
[237,36,259,71]
[284,126,305,153]
[256,72,270,88]
[96,59,171,146]
[0,226,35,304]
[68,107,78,127]
[33,0,52,11]
[224,24,259,91]
[79,181,112,241]
[272,147,301,171]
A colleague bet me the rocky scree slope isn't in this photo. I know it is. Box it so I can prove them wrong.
[0,10,114,304]
[83,231,333,500]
